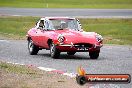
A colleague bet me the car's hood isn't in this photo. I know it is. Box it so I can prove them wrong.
[49,29,98,44]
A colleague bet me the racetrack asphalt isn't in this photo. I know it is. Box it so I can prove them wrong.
[0,40,132,88]
[0,7,132,18]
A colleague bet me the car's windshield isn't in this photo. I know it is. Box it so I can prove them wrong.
[45,19,80,31]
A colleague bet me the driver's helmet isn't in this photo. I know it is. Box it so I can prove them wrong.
[60,21,68,29]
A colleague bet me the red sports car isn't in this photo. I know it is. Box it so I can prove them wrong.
[27,17,103,59]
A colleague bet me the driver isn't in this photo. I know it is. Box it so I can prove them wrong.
[60,21,68,29]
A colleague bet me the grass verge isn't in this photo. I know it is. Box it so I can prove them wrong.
[0,16,132,45]
[0,61,80,88]
[0,16,39,39]
[0,0,132,9]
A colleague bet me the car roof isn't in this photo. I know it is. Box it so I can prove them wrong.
[40,17,75,20]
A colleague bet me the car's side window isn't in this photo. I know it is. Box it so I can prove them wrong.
[38,20,44,30]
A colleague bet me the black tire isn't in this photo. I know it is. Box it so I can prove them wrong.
[50,42,60,58]
[76,75,86,85]
[67,52,76,55]
[28,39,39,55]
[89,51,99,59]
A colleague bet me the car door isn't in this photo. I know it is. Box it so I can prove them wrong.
[30,21,40,46]
[37,19,49,48]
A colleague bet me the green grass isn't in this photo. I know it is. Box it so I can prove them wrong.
[0,0,132,8]
[0,16,39,39]
[0,61,39,75]
[0,16,132,45]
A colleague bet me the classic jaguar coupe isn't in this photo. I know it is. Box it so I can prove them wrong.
[27,17,103,59]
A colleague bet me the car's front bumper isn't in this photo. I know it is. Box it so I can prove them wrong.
[55,43,103,52]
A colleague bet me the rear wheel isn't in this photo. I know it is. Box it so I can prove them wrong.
[28,39,39,55]
[89,51,99,59]
[67,52,76,55]
[50,42,60,58]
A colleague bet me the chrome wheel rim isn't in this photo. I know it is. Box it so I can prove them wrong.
[29,41,33,52]
[50,43,55,55]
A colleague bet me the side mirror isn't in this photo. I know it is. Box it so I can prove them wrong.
[35,21,39,26]
[80,29,83,32]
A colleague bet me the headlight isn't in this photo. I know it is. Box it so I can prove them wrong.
[96,34,103,42]
[57,34,65,44]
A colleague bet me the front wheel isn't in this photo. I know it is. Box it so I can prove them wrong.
[28,39,39,55]
[50,42,60,58]
[89,51,99,59]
